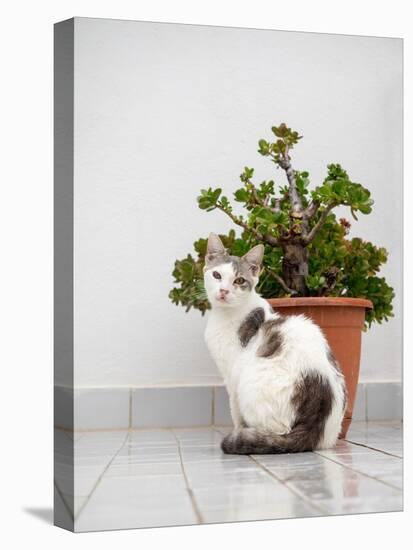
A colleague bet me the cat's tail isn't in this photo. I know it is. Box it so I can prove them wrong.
[220,425,324,455]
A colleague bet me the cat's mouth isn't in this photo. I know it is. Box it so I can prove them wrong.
[216,294,231,304]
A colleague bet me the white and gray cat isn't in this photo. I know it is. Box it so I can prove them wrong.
[204,233,346,454]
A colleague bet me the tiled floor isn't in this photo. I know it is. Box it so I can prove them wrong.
[54,421,403,532]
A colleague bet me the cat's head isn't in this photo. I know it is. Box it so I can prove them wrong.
[203,233,264,309]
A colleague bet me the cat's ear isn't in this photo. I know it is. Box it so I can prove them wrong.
[242,244,264,276]
[205,233,227,266]
[207,232,225,255]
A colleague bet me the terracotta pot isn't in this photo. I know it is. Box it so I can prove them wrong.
[267,297,373,438]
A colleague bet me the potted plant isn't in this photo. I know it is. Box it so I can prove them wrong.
[169,123,394,437]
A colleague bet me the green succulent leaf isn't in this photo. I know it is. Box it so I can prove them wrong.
[197,187,222,210]
[234,188,249,202]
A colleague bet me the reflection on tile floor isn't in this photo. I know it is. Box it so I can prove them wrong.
[54,421,403,532]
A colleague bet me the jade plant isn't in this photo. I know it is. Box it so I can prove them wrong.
[169,123,394,327]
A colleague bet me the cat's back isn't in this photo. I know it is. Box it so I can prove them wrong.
[268,312,333,370]
[280,312,328,349]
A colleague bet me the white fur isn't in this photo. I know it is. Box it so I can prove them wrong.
[204,261,345,450]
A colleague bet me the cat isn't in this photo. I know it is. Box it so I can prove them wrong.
[203,233,346,454]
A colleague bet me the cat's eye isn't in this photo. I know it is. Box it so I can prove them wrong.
[234,277,246,285]
[212,271,221,280]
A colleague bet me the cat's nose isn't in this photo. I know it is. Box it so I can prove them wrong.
[219,288,229,296]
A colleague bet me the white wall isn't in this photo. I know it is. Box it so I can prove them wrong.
[67,18,402,388]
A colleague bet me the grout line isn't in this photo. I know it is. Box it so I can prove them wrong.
[211,427,327,515]
[74,432,130,523]
[344,438,403,459]
[314,450,402,491]
[248,455,328,515]
[171,429,204,525]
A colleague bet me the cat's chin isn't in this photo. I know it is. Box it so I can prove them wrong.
[212,297,238,309]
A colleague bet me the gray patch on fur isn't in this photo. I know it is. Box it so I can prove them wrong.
[257,317,286,358]
[221,371,334,455]
[291,371,334,447]
[205,252,231,269]
[230,257,254,290]
[238,307,265,347]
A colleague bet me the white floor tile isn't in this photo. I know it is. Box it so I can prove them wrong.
[71,422,402,531]
[75,479,197,532]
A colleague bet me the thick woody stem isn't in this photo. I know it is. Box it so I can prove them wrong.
[279,147,302,214]
[302,202,337,245]
[303,200,320,220]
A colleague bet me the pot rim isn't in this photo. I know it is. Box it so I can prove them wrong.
[267,296,373,309]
